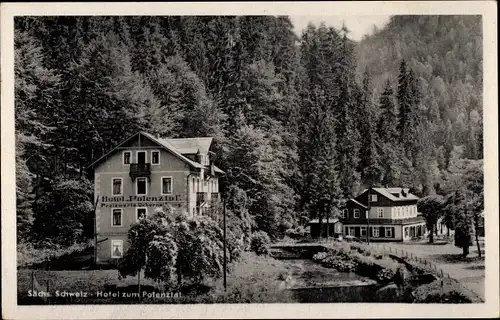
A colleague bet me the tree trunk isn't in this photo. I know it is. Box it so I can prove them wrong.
[177,260,183,287]
[429,224,434,243]
[318,206,322,241]
[474,217,482,258]
[326,204,330,240]
[447,225,450,237]
[462,245,469,258]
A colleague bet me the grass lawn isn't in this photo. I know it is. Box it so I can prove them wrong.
[17,252,295,304]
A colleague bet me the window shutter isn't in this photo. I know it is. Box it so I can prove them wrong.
[379,226,385,237]
[391,227,395,238]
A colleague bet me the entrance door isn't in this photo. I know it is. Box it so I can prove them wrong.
[137,151,146,164]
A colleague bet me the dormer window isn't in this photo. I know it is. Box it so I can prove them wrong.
[353,209,360,218]
[341,209,348,218]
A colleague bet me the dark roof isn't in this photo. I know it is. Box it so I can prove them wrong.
[87,131,224,173]
[359,187,419,202]
[309,218,340,224]
[165,137,213,154]
[348,199,367,208]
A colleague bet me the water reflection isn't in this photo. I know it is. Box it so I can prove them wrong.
[281,259,403,303]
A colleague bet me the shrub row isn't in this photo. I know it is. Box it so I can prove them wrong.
[312,248,396,283]
[412,280,473,303]
[17,241,93,268]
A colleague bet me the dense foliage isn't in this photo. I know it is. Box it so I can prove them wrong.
[15,16,483,253]
[249,231,271,255]
[118,207,225,286]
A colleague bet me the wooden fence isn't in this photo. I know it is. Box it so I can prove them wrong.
[362,242,484,302]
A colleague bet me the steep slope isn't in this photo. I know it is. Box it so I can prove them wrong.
[356,15,483,160]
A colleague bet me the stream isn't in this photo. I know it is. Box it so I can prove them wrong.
[280,259,386,302]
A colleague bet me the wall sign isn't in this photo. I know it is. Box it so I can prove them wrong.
[100,195,183,208]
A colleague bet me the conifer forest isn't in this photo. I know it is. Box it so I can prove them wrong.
[15,15,483,251]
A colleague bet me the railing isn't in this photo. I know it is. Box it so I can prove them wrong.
[342,216,426,225]
[129,163,151,181]
[211,192,220,202]
[357,242,484,302]
[196,192,208,205]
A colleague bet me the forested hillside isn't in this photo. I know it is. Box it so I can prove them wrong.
[356,15,483,161]
[15,15,483,248]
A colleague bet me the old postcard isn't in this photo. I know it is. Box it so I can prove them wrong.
[1,1,498,319]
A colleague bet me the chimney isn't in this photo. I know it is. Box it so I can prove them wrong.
[402,188,409,197]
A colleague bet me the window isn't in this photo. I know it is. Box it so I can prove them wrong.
[404,227,409,237]
[112,178,122,196]
[349,227,355,236]
[192,177,196,193]
[111,240,123,258]
[136,151,147,164]
[372,227,379,237]
[353,209,360,218]
[112,209,122,227]
[151,150,160,165]
[370,194,378,202]
[136,207,147,221]
[341,209,348,218]
[361,227,367,236]
[385,227,393,238]
[377,208,384,218]
[398,207,402,217]
[123,151,131,165]
[136,178,147,195]
[161,177,172,195]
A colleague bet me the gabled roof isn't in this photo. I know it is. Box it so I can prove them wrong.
[166,137,213,155]
[348,198,368,208]
[309,218,340,224]
[359,187,419,202]
[87,131,214,171]
[140,132,205,169]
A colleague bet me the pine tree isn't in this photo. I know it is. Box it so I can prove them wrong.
[335,26,362,197]
[14,26,60,241]
[377,79,399,143]
[358,69,383,187]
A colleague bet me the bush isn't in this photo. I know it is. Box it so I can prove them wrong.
[376,268,395,282]
[423,291,472,303]
[294,226,306,238]
[17,241,93,268]
[312,251,329,262]
[195,252,294,303]
[250,231,271,255]
[284,226,306,239]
